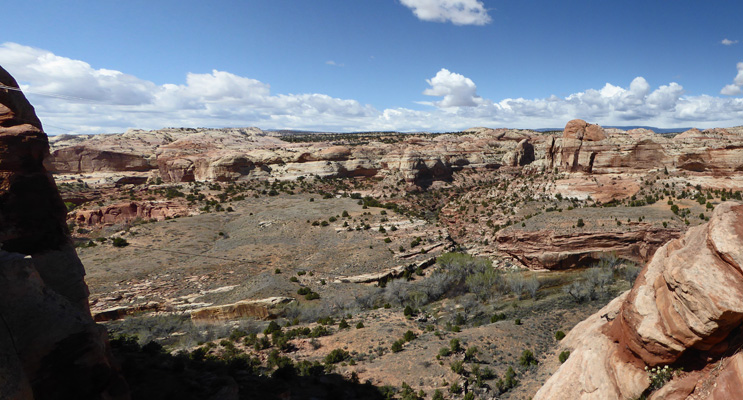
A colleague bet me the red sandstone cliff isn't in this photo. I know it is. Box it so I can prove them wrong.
[0,66,129,399]
[534,201,743,399]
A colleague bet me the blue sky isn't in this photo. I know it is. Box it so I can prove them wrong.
[1,0,742,134]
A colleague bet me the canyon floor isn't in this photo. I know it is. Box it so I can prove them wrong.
[64,173,702,399]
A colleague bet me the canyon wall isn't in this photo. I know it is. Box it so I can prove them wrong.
[0,66,129,399]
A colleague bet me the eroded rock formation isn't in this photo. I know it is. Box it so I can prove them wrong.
[495,225,682,270]
[0,66,129,399]
[534,202,743,399]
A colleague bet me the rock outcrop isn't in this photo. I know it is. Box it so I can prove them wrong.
[190,297,294,323]
[47,127,531,187]
[0,66,129,399]
[534,202,743,399]
[495,225,682,270]
[73,200,191,226]
[547,119,743,176]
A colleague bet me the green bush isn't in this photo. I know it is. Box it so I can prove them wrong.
[112,237,129,248]
[391,339,404,353]
[559,350,570,363]
[519,349,538,367]
[491,313,507,323]
[495,366,518,393]
[324,348,350,364]
[450,338,462,353]
[450,360,465,375]
[555,330,566,340]
[264,321,282,335]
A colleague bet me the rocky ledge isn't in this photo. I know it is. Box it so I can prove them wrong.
[534,201,743,400]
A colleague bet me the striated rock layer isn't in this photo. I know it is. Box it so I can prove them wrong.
[495,225,682,270]
[534,201,743,400]
[47,127,533,187]
[0,66,129,399]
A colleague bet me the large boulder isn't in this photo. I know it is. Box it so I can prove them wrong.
[534,202,743,399]
[0,65,129,399]
[563,119,607,142]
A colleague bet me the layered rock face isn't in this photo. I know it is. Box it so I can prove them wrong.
[495,226,682,270]
[0,66,128,399]
[546,119,743,176]
[74,200,190,226]
[534,202,743,400]
[48,127,533,186]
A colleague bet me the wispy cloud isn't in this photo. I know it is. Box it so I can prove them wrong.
[722,38,739,46]
[2,42,743,134]
[325,60,344,67]
[400,0,491,26]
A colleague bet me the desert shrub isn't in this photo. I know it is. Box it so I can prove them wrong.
[620,263,642,284]
[432,389,444,400]
[491,312,507,323]
[403,305,414,317]
[519,350,538,367]
[563,280,596,303]
[505,271,526,299]
[496,366,518,393]
[450,360,465,375]
[112,237,129,247]
[391,339,404,353]
[450,338,462,353]
[559,350,570,363]
[384,280,409,306]
[324,348,350,364]
[403,330,417,342]
[449,381,462,394]
[338,319,350,329]
[309,326,331,338]
[465,268,502,301]
[576,218,585,227]
[264,321,282,335]
[555,330,566,340]
[585,265,612,289]
[514,318,522,325]
[464,346,478,361]
[525,275,540,298]
[356,321,364,329]
[438,347,451,357]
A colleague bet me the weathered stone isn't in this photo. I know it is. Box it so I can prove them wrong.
[0,65,129,399]
[535,202,743,400]
[190,297,295,323]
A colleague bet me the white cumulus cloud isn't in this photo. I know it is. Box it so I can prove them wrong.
[423,68,481,107]
[720,62,743,96]
[400,0,491,25]
[722,38,739,46]
[1,42,743,134]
